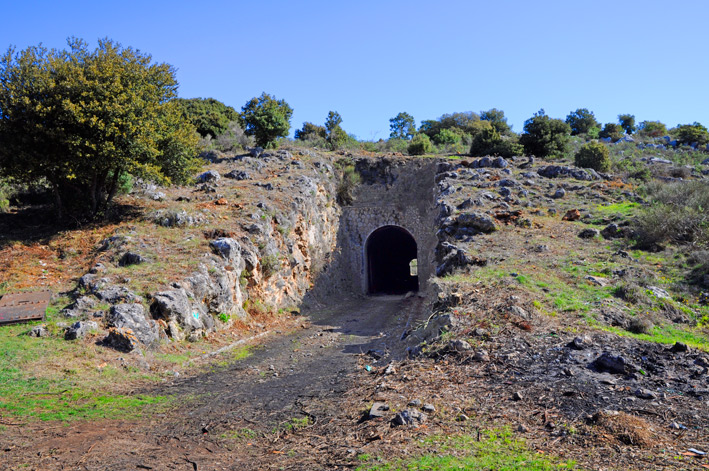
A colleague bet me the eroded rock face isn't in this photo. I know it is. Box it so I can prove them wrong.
[107,304,159,346]
[151,289,206,334]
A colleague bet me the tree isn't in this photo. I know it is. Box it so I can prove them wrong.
[407,133,432,155]
[575,142,610,172]
[0,38,199,218]
[239,92,293,148]
[565,108,600,136]
[325,111,347,150]
[389,112,416,140]
[295,122,326,141]
[519,110,571,157]
[480,108,511,135]
[598,123,624,142]
[418,111,481,139]
[637,120,667,138]
[618,114,636,135]
[674,122,709,146]
[174,97,239,138]
[469,124,523,157]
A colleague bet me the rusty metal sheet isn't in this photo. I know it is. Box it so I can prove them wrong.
[0,290,51,325]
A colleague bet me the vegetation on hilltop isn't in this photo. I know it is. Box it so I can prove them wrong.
[0,38,200,218]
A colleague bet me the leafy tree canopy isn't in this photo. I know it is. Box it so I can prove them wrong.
[618,114,636,135]
[239,92,293,148]
[598,123,625,142]
[325,111,347,150]
[519,109,571,157]
[637,120,667,138]
[469,123,523,157]
[0,37,199,218]
[565,108,600,136]
[674,122,709,146]
[480,108,512,135]
[295,122,326,141]
[389,112,416,140]
[419,111,481,138]
[174,97,239,138]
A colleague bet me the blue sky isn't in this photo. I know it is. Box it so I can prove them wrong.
[2,0,708,140]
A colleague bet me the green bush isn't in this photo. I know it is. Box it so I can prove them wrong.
[634,180,709,249]
[174,98,240,138]
[598,123,624,142]
[674,122,709,146]
[432,128,464,145]
[638,120,667,138]
[325,111,347,151]
[574,142,610,171]
[336,164,360,205]
[470,126,523,157]
[240,92,293,148]
[565,108,600,136]
[295,122,327,141]
[408,133,432,155]
[519,109,571,157]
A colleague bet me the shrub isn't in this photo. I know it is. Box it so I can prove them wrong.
[260,254,280,277]
[674,122,709,146]
[598,123,624,142]
[519,109,571,157]
[634,180,709,249]
[336,164,361,205]
[407,133,432,155]
[565,108,600,136]
[469,126,523,157]
[638,120,667,138]
[174,98,240,138]
[295,122,327,141]
[240,92,293,148]
[432,128,463,145]
[213,121,252,152]
[575,142,610,171]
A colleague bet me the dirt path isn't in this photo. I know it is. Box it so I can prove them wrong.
[2,295,426,471]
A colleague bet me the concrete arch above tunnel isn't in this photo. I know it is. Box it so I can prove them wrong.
[365,225,419,295]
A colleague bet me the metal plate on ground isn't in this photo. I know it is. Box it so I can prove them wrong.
[0,291,51,325]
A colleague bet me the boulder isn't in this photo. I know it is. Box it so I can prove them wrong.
[552,188,566,199]
[578,228,600,239]
[224,170,251,180]
[196,170,220,184]
[95,286,142,304]
[592,352,638,375]
[456,212,497,233]
[28,325,48,338]
[107,304,159,346]
[103,327,140,352]
[65,321,98,340]
[492,157,508,168]
[209,237,242,262]
[392,409,427,427]
[119,252,146,267]
[151,289,206,332]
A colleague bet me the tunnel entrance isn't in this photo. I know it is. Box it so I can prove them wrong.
[365,225,419,295]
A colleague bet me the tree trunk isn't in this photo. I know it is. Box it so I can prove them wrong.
[52,184,63,220]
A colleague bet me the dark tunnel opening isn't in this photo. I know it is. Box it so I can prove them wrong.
[366,225,419,295]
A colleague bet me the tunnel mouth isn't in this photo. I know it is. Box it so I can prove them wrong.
[365,225,419,295]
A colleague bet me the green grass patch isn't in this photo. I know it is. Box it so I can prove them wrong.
[0,321,169,421]
[357,428,576,470]
[590,201,640,224]
[603,323,709,352]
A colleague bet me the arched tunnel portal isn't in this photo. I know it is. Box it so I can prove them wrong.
[365,225,419,295]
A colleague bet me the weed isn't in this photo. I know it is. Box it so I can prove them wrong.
[218,312,230,323]
[357,427,576,470]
